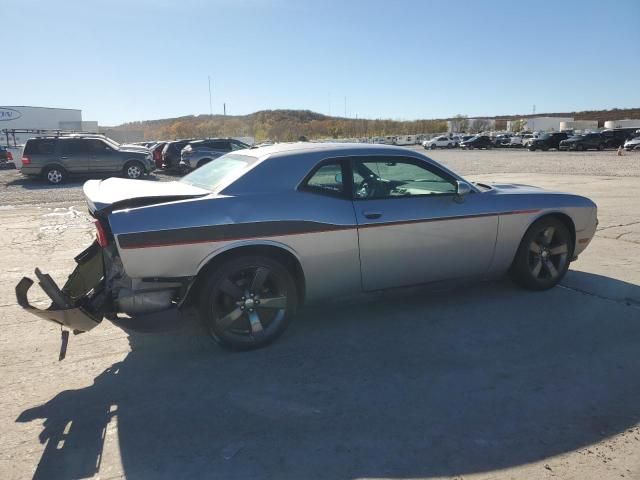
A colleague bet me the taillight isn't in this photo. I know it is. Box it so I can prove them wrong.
[21,155,30,165]
[94,220,109,247]
[7,151,13,161]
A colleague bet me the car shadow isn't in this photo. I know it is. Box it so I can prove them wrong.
[16,271,640,479]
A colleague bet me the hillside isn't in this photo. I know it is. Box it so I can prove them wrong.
[102,107,640,142]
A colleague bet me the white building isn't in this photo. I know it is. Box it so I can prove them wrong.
[0,106,97,146]
[508,116,573,132]
[559,120,599,132]
[603,119,640,129]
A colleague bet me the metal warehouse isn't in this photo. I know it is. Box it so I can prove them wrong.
[0,106,96,146]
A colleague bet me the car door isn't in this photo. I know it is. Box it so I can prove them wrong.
[87,139,118,172]
[57,139,89,173]
[351,156,499,291]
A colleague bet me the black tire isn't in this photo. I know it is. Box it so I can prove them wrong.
[430,144,437,150]
[447,143,453,149]
[576,144,584,152]
[198,255,298,350]
[509,217,573,291]
[123,161,145,179]
[44,165,65,185]
[528,147,535,151]
[598,144,604,151]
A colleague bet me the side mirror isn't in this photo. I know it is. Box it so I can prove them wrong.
[456,180,472,197]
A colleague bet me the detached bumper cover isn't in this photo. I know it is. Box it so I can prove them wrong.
[15,242,106,332]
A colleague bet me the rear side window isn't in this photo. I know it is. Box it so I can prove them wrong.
[301,161,345,197]
[59,139,87,154]
[24,140,56,155]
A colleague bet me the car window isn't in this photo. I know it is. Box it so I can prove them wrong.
[301,162,344,196]
[87,139,113,153]
[59,139,87,155]
[24,140,56,155]
[180,153,254,191]
[352,158,457,199]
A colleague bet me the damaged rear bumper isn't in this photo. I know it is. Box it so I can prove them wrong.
[15,241,107,333]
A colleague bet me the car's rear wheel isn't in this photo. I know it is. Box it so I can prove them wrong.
[598,144,604,151]
[509,217,572,291]
[124,161,144,179]
[576,144,584,151]
[198,255,297,350]
[44,166,65,185]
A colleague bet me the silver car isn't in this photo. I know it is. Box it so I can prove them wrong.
[17,143,598,353]
[179,138,250,171]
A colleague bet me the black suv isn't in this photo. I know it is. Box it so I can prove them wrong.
[559,133,605,151]
[600,128,638,148]
[21,135,154,184]
[528,132,568,151]
[161,139,196,170]
[459,135,493,149]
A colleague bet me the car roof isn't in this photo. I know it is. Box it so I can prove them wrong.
[220,142,471,196]
[244,142,423,158]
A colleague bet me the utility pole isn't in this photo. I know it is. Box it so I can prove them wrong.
[208,76,213,116]
[344,96,347,117]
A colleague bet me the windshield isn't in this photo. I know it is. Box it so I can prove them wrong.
[180,154,255,191]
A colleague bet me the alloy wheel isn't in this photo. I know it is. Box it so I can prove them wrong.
[527,226,569,280]
[127,164,142,179]
[213,265,288,342]
[47,169,63,184]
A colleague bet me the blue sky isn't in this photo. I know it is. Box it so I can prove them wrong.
[2,0,639,125]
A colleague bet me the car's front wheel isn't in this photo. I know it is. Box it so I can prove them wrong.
[124,161,144,179]
[509,217,572,290]
[198,255,298,350]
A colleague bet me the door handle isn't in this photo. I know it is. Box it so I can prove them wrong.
[60,156,68,159]
[363,211,382,219]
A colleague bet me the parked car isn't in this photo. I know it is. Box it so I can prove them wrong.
[180,138,250,171]
[20,135,155,184]
[528,132,568,151]
[623,135,640,151]
[161,139,196,170]
[150,142,167,169]
[601,128,638,149]
[16,143,598,353]
[558,133,605,151]
[0,145,13,164]
[459,135,493,149]
[423,135,457,149]
[493,134,512,147]
[522,134,538,148]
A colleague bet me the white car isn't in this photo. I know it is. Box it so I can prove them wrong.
[422,135,457,150]
[623,136,640,151]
